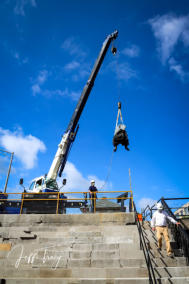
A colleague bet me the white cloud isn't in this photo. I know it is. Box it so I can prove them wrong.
[109,61,137,81]
[37,70,48,84]
[71,68,90,82]
[2,42,29,65]
[138,197,157,211]
[31,70,81,100]
[0,127,46,170]
[61,37,91,83]
[69,90,81,101]
[169,57,188,80]
[40,88,80,101]
[149,14,189,81]
[14,0,36,16]
[63,60,90,82]
[31,84,41,95]
[0,156,9,175]
[59,161,108,192]
[31,70,48,96]
[149,14,189,63]
[12,51,28,65]
[64,61,80,71]
[119,63,137,81]
[122,45,140,58]
[61,37,87,59]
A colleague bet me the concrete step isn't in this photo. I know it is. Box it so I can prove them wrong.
[1,267,149,278]
[2,278,150,283]
[31,258,147,268]
[158,277,189,283]
[154,266,189,278]
[151,256,187,267]
[0,257,146,269]
[91,258,146,268]
[1,242,144,263]
[5,278,189,283]
[2,225,139,236]
[29,225,131,232]
[0,213,135,227]
[36,237,139,247]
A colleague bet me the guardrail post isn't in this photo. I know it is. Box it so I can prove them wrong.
[94,194,96,213]
[20,193,24,215]
[56,192,60,214]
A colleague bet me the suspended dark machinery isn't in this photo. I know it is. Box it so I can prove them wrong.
[113,101,130,152]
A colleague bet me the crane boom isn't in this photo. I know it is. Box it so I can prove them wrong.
[47,30,118,181]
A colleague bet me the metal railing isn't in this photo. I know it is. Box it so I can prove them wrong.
[142,197,189,265]
[161,198,189,265]
[133,202,157,284]
[0,190,134,215]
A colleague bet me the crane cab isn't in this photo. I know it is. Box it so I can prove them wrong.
[20,176,59,193]
[19,177,62,214]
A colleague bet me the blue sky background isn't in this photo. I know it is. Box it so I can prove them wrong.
[0,0,189,210]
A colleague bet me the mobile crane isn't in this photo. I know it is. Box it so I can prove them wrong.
[23,30,118,193]
[14,31,119,213]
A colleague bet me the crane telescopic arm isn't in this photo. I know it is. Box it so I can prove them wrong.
[47,30,118,181]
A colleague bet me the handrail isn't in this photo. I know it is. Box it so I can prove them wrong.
[0,190,134,215]
[133,202,157,284]
[161,198,189,265]
[141,197,189,265]
[142,203,158,220]
[0,190,132,194]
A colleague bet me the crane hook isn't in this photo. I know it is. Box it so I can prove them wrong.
[111,46,117,55]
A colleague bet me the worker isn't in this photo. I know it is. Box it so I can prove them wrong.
[151,202,180,257]
[88,180,98,213]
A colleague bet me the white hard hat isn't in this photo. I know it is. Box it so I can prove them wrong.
[157,203,163,210]
[90,180,95,184]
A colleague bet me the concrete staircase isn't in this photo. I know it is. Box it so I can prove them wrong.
[142,221,189,283]
[0,213,149,283]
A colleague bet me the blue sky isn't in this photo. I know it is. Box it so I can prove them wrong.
[0,0,189,210]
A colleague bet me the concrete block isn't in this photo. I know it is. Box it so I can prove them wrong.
[73,236,104,244]
[68,259,91,268]
[114,279,149,283]
[32,257,68,269]
[106,267,148,278]
[119,244,144,259]
[104,236,135,245]
[71,231,102,238]
[93,243,119,250]
[70,251,91,259]
[92,250,120,259]
[91,258,120,268]
[120,258,146,268]
[38,237,75,244]
[71,268,106,278]
[72,244,92,250]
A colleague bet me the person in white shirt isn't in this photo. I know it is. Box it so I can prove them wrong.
[151,203,180,257]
